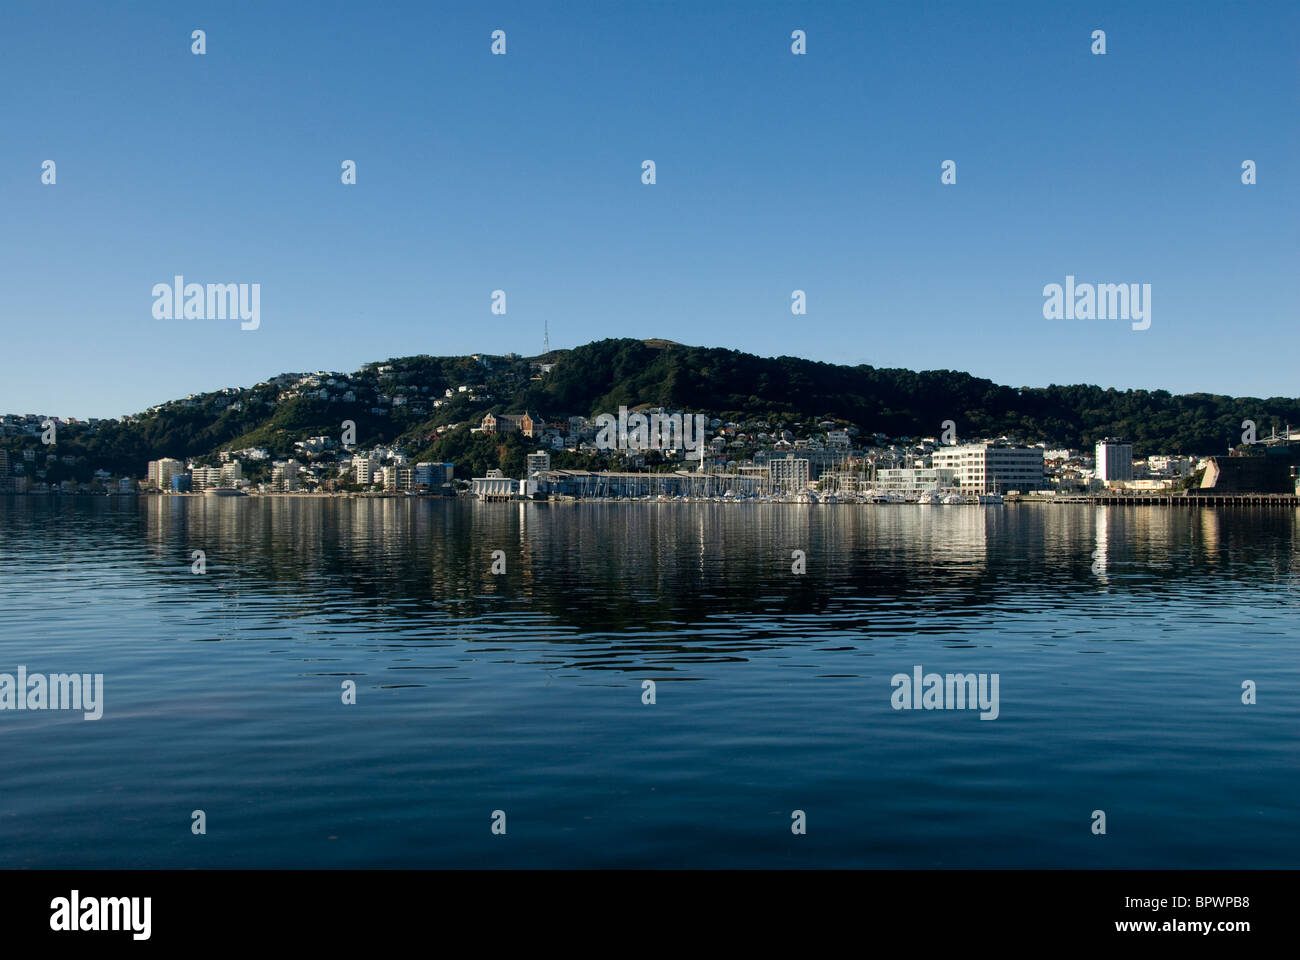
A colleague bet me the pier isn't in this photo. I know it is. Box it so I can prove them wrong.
[1044,493,1300,507]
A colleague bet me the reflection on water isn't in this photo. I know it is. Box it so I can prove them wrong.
[0,497,1297,867]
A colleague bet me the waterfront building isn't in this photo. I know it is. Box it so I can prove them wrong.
[1096,438,1134,483]
[271,460,301,492]
[526,451,552,476]
[1201,454,1299,493]
[526,469,766,500]
[471,475,518,500]
[754,446,853,480]
[355,457,379,485]
[932,443,1045,494]
[413,462,455,490]
[147,457,186,490]
[769,455,810,493]
[874,467,961,495]
[1119,478,1176,491]
[189,465,223,490]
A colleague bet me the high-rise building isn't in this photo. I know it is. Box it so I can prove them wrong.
[769,456,810,493]
[413,462,455,490]
[355,457,379,485]
[526,451,551,476]
[189,465,222,490]
[931,443,1045,494]
[271,460,301,492]
[147,457,186,490]
[1095,439,1133,483]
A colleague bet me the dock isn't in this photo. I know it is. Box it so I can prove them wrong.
[1044,493,1300,506]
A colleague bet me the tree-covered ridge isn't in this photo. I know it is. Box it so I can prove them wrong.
[4,338,1297,483]
[515,339,1297,455]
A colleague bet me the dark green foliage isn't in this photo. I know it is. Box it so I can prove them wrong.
[5,339,1296,480]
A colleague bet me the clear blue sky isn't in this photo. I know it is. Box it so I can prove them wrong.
[1,0,1296,419]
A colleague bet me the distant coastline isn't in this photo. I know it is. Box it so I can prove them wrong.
[4,489,1298,507]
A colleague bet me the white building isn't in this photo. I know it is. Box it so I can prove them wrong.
[471,476,517,500]
[526,450,552,475]
[355,457,380,485]
[271,460,302,492]
[1146,455,1190,477]
[931,443,1045,494]
[189,465,223,490]
[769,456,811,493]
[1095,438,1133,483]
[295,436,333,455]
[147,457,186,490]
[874,467,960,494]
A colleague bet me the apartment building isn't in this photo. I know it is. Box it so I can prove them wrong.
[1095,438,1134,483]
[147,457,186,490]
[769,455,811,493]
[931,443,1045,494]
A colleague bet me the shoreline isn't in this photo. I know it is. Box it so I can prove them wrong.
[4,491,1298,506]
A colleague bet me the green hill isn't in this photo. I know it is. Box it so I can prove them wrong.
[5,338,1298,482]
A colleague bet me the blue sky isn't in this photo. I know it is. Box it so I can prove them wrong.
[1,0,1296,418]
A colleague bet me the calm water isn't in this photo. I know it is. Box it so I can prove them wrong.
[0,496,1296,868]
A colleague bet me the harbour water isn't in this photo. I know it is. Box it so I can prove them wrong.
[0,496,1296,867]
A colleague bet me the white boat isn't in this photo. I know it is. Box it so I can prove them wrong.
[978,493,1003,505]
[940,492,966,505]
[918,491,940,505]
